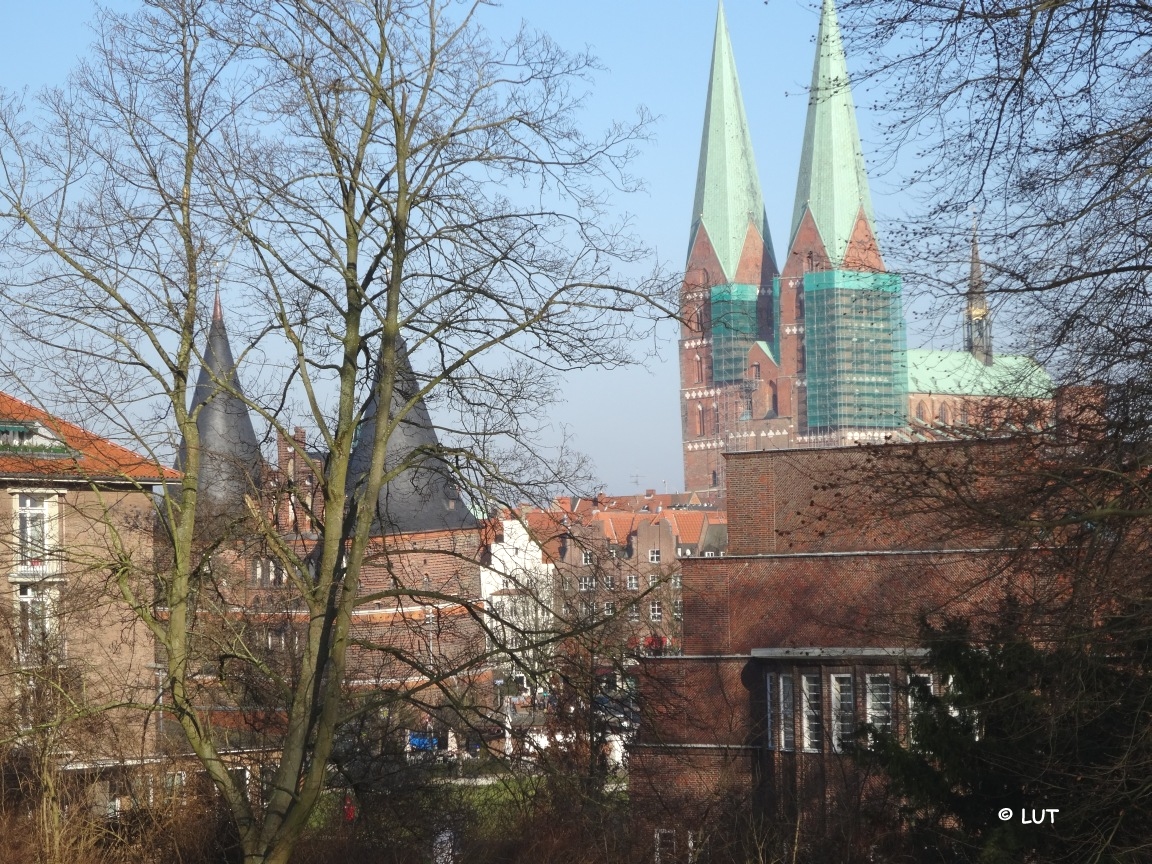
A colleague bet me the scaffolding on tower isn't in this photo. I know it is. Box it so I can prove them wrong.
[802,270,908,441]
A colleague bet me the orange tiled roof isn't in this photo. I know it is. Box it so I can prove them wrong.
[0,391,179,483]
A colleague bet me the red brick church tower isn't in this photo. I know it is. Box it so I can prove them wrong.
[680,0,909,497]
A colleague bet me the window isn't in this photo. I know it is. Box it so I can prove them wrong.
[648,573,660,587]
[831,674,854,751]
[695,354,703,383]
[671,572,681,590]
[603,573,615,591]
[578,574,594,592]
[696,405,704,436]
[712,403,719,433]
[908,674,933,744]
[649,599,662,622]
[628,603,639,622]
[938,403,951,425]
[915,401,927,421]
[766,673,775,749]
[17,494,48,569]
[17,582,59,665]
[867,675,892,733]
[581,600,595,618]
[627,573,639,591]
[582,550,593,565]
[673,599,683,620]
[780,675,795,751]
[751,362,761,380]
[802,674,823,751]
[648,549,661,564]
[604,601,616,616]
[704,550,715,558]
[253,558,286,587]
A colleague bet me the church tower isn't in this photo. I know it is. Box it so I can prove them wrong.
[776,0,907,440]
[964,222,993,366]
[178,290,263,518]
[679,2,777,495]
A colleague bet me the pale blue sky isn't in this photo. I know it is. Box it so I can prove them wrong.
[0,1,937,494]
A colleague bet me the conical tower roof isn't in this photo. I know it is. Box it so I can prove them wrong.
[791,0,876,266]
[178,292,263,512]
[348,339,476,535]
[689,1,774,282]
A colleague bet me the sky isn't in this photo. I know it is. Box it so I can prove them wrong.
[0,1,935,495]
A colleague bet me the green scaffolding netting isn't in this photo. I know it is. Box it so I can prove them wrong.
[710,283,758,383]
[803,270,908,430]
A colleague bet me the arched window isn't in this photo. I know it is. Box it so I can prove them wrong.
[712,402,720,433]
[938,403,951,425]
[695,354,703,383]
[710,470,719,488]
[768,381,778,416]
[751,362,761,380]
[915,401,927,421]
[696,404,704,437]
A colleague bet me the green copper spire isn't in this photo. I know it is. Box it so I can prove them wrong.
[791,0,876,265]
[690,1,773,282]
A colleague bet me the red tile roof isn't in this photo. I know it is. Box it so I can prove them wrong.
[0,391,178,483]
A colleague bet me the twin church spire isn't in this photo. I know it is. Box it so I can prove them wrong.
[690,2,774,283]
[691,0,876,276]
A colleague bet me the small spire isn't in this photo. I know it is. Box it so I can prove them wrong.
[177,303,262,514]
[212,285,223,322]
[791,0,876,265]
[689,0,774,281]
[964,219,993,365]
[348,338,477,535]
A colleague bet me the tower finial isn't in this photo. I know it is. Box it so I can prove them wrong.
[964,218,993,365]
[212,285,223,322]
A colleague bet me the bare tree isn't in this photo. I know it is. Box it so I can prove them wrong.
[838,0,1152,393]
[0,1,666,862]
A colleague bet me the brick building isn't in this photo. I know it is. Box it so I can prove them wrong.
[680,0,1051,497]
[0,391,175,777]
[631,440,1041,849]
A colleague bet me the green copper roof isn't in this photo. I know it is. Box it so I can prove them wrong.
[690,1,773,282]
[791,0,876,265]
[907,349,1052,399]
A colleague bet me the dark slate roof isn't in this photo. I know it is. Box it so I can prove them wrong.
[348,339,477,535]
[177,293,263,511]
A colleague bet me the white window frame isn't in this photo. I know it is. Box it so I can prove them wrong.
[578,574,594,592]
[907,673,933,745]
[649,599,662,622]
[671,572,682,590]
[628,603,640,622]
[779,674,795,751]
[12,490,61,575]
[604,601,615,616]
[830,673,855,752]
[15,580,62,666]
[648,549,661,564]
[866,674,893,734]
[673,599,683,620]
[801,674,823,752]
[603,573,615,591]
[627,573,639,591]
[581,550,593,566]
[765,673,775,750]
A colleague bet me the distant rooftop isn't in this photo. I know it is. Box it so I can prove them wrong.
[907,349,1053,399]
